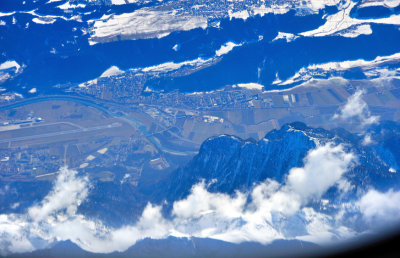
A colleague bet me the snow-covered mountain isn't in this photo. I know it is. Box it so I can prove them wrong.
[164,121,400,201]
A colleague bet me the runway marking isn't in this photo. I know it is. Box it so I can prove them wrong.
[0,122,121,144]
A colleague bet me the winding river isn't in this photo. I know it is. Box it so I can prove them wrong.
[0,96,196,156]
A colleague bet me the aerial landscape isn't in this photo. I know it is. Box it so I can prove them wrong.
[1,0,400,257]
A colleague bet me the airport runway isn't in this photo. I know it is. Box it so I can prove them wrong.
[0,122,122,144]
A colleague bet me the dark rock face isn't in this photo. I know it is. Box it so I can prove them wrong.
[166,123,316,199]
[162,121,400,202]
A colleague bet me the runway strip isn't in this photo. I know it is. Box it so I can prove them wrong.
[0,122,121,144]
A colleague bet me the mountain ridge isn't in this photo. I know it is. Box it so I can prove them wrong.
[157,121,400,204]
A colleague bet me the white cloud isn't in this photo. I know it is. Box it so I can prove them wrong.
[166,143,355,245]
[0,167,89,255]
[0,214,35,255]
[358,189,400,227]
[1,143,399,255]
[0,144,356,254]
[28,167,89,222]
[285,144,355,211]
[334,89,380,127]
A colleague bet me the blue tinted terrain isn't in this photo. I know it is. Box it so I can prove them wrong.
[1,0,400,94]
[1,0,400,257]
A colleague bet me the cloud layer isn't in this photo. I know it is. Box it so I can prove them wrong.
[334,89,380,127]
[0,143,399,255]
[358,189,400,228]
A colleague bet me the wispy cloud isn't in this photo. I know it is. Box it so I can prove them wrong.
[357,189,400,228]
[0,167,89,254]
[28,167,89,222]
[334,89,379,127]
[0,143,399,255]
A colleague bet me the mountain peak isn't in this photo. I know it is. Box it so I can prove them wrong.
[162,121,400,203]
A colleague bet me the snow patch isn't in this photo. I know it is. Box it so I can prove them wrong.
[0,11,15,17]
[228,10,250,20]
[362,134,373,145]
[57,2,86,10]
[100,66,124,78]
[273,32,299,42]
[336,24,372,38]
[359,0,400,8]
[88,9,207,45]
[0,61,23,84]
[97,148,108,154]
[141,58,209,73]
[0,61,21,72]
[86,155,96,161]
[0,92,23,102]
[28,88,37,94]
[215,42,242,56]
[300,0,400,38]
[251,4,291,16]
[234,83,264,91]
[275,53,400,86]
[172,44,179,51]
[79,163,88,169]
[111,0,139,5]
[203,115,224,123]
[32,17,56,24]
